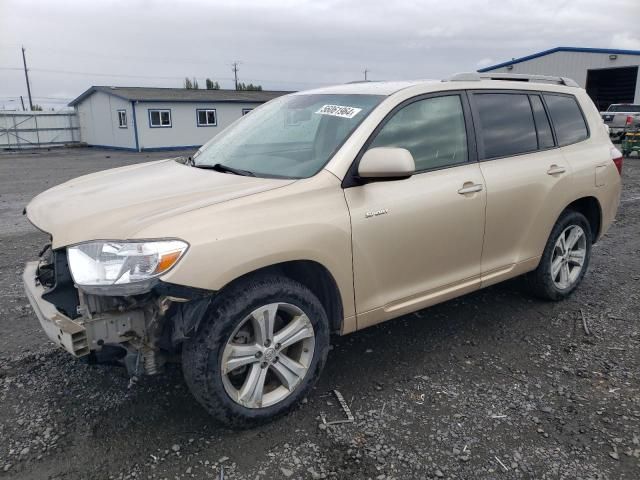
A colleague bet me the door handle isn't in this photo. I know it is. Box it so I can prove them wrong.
[547,165,566,175]
[457,183,483,195]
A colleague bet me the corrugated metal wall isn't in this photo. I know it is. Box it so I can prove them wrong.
[0,111,79,149]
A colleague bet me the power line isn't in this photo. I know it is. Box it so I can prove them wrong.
[1,65,335,87]
[2,43,342,76]
[0,96,72,100]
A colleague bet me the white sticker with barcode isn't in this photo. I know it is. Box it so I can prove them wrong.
[315,104,362,119]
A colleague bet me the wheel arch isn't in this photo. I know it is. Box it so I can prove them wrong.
[564,196,602,243]
[218,260,345,335]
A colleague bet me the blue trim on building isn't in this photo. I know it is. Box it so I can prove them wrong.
[86,144,199,152]
[87,144,138,151]
[140,145,201,152]
[478,46,640,72]
[131,101,140,152]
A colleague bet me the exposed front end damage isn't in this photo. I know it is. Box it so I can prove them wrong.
[23,245,213,379]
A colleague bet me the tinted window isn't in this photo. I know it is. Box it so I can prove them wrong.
[369,95,468,171]
[530,95,554,149]
[544,94,588,146]
[474,93,537,158]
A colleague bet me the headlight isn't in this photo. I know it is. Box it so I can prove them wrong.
[67,240,188,287]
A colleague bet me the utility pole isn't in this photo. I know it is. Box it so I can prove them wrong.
[231,61,241,90]
[363,68,369,81]
[20,96,25,111]
[21,46,33,111]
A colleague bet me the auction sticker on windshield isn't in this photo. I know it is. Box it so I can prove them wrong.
[316,104,362,119]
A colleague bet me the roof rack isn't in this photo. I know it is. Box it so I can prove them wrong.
[447,72,579,87]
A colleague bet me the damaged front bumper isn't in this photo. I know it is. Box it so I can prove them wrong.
[23,261,147,358]
[23,254,214,375]
[23,261,90,356]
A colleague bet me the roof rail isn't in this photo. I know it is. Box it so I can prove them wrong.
[447,72,579,87]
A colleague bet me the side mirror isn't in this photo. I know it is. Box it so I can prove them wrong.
[358,147,415,179]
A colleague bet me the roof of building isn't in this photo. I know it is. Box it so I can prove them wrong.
[69,86,292,106]
[477,46,640,72]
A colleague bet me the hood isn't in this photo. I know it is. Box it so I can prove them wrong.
[26,158,295,248]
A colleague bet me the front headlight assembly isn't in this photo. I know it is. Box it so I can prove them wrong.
[67,240,188,294]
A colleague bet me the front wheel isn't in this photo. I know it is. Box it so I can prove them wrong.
[182,274,330,427]
[525,210,592,301]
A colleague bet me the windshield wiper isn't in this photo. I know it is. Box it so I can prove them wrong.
[193,163,255,177]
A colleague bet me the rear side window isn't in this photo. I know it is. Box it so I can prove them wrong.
[543,94,588,146]
[529,95,554,149]
[369,95,468,171]
[474,93,537,159]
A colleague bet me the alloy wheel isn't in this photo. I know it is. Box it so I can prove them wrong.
[220,303,315,409]
[550,224,587,289]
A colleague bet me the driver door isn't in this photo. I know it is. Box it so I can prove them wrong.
[344,92,486,329]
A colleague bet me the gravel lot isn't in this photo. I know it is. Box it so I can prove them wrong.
[1,147,639,480]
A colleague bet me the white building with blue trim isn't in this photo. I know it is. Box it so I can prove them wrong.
[69,86,289,151]
[478,47,640,111]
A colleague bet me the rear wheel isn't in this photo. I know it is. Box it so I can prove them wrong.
[182,274,330,427]
[525,210,592,301]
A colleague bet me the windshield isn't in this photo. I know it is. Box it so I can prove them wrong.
[607,104,640,113]
[192,93,384,178]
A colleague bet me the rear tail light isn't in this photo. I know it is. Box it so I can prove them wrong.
[626,115,633,125]
[611,146,623,175]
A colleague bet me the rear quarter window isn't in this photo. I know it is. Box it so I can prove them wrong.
[543,94,588,146]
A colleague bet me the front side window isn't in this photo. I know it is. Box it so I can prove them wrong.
[242,108,253,116]
[369,95,468,171]
[197,109,217,126]
[193,94,383,178]
[543,94,588,146]
[474,93,537,159]
[117,110,127,128]
[149,109,171,128]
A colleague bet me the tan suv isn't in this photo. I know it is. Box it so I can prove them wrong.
[24,73,622,426]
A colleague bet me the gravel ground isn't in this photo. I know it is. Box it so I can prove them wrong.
[1,147,639,480]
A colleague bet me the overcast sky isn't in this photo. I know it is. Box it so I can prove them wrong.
[1,0,639,110]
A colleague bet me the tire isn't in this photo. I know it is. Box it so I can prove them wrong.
[182,274,330,428]
[525,210,592,301]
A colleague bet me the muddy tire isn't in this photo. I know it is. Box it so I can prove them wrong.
[182,274,330,428]
[525,210,592,301]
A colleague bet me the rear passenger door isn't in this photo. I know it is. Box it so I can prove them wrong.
[469,91,577,284]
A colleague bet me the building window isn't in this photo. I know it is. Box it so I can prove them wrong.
[242,108,253,116]
[117,110,127,128]
[149,109,172,128]
[196,109,217,126]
